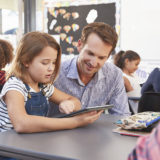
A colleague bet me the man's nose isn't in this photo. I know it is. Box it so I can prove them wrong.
[90,57,97,67]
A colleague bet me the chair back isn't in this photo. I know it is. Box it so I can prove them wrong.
[138,92,160,112]
[0,85,3,93]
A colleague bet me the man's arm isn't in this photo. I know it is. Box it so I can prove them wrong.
[108,70,131,116]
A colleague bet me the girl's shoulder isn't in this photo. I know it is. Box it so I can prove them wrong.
[123,73,134,78]
[6,76,25,86]
[1,76,28,97]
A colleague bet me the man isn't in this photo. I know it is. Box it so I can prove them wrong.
[48,22,130,116]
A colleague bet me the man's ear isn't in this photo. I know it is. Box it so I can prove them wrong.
[77,39,83,52]
[23,62,29,68]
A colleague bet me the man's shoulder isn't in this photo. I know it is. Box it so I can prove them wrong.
[102,61,122,76]
[6,76,24,86]
[60,55,77,74]
[54,55,76,87]
[61,55,75,67]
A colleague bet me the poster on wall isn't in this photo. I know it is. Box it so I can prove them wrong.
[47,3,116,55]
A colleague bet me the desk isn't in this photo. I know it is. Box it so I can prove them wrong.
[0,114,137,160]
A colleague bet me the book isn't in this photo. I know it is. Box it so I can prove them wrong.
[113,127,150,137]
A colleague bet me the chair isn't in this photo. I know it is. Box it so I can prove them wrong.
[137,68,160,113]
[138,91,160,112]
[0,85,3,93]
[128,97,140,115]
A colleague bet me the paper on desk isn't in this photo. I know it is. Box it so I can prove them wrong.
[113,127,150,137]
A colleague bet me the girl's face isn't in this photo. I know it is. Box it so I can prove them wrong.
[125,59,140,74]
[25,46,57,85]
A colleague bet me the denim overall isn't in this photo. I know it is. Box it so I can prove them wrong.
[0,84,50,160]
[25,84,50,116]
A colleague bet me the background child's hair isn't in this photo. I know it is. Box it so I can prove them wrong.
[7,32,61,84]
[0,39,14,70]
[114,50,140,69]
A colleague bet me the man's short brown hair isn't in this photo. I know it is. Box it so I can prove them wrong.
[80,22,118,53]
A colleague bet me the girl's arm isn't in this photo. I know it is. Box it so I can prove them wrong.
[5,90,102,133]
[49,87,81,114]
[123,76,133,92]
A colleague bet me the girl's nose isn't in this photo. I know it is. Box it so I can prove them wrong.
[48,64,54,71]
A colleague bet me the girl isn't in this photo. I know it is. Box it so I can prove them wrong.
[114,50,141,113]
[114,50,141,97]
[0,39,14,92]
[0,32,102,134]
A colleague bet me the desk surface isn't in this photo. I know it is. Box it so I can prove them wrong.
[0,114,137,160]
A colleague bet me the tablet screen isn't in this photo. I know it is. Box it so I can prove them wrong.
[58,104,113,118]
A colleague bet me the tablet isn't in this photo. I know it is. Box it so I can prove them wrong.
[58,104,113,118]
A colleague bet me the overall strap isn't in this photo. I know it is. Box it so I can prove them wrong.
[24,83,31,99]
[24,83,46,98]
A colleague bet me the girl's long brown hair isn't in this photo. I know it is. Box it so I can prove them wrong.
[7,32,61,84]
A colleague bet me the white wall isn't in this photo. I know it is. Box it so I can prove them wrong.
[121,0,160,60]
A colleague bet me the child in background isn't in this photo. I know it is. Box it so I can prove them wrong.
[114,50,141,97]
[114,50,141,113]
[0,32,102,134]
[0,39,14,92]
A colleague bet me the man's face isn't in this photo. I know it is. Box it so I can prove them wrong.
[77,33,113,78]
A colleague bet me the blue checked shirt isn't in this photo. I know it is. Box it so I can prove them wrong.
[49,56,130,116]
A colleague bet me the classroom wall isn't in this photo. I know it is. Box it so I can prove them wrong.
[120,0,160,82]
[121,0,160,61]
[45,0,160,81]
[47,2,116,55]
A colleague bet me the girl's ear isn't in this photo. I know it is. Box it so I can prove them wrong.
[77,39,83,52]
[124,58,129,64]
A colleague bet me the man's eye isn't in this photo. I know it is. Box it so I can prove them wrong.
[88,52,93,56]
[42,62,48,65]
[99,57,104,60]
